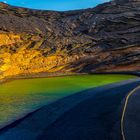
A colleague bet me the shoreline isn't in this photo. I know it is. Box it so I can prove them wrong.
[89,71,140,77]
[0,71,139,84]
[0,72,86,84]
[0,78,140,139]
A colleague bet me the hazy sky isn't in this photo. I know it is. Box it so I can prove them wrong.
[0,0,110,11]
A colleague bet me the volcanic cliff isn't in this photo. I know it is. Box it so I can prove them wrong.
[0,0,140,79]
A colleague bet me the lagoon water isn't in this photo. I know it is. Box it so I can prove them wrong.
[0,74,136,128]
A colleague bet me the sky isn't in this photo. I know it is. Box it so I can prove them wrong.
[0,0,110,11]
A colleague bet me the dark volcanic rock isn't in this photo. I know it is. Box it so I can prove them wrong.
[0,0,139,78]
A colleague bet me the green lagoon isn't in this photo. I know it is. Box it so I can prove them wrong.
[0,74,136,128]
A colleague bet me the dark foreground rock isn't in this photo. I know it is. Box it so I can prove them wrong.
[122,85,140,140]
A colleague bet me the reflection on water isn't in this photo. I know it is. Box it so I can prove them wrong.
[0,74,135,128]
[0,94,54,127]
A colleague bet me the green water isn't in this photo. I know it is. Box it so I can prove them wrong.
[0,74,136,127]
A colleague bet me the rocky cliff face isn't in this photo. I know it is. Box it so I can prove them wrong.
[0,1,140,79]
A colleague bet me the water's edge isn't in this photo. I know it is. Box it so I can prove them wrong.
[0,78,140,133]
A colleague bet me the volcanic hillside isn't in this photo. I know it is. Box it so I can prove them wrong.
[0,0,140,79]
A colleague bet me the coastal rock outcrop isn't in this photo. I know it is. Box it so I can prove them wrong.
[0,0,140,78]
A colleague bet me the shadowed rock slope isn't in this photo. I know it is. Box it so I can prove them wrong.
[0,0,140,78]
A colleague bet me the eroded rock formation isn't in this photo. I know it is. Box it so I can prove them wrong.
[0,0,140,79]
